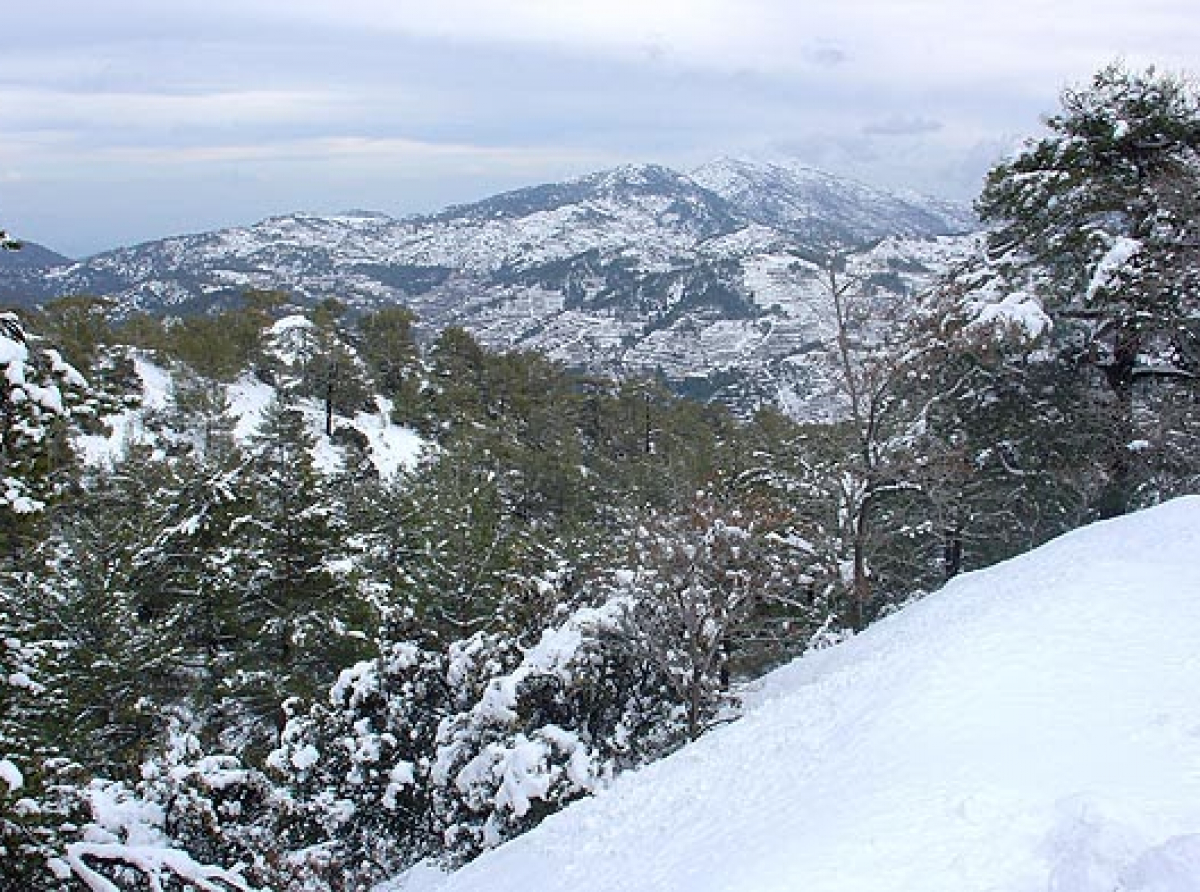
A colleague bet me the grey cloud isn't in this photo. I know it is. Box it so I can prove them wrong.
[802,42,848,67]
[7,0,1196,255]
[862,116,945,137]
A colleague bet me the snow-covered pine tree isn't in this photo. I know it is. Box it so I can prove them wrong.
[0,312,87,558]
[269,639,449,887]
[971,63,1200,515]
[899,270,1107,572]
[229,394,375,751]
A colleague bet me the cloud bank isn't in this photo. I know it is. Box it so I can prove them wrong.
[1,0,1196,255]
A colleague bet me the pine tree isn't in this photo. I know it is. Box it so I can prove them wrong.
[973,63,1200,515]
[0,313,87,560]
[900,276,1105,572]
[230,394,375,750]
[356,306,423,413]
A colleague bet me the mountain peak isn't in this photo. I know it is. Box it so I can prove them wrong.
[576,162,692,190]
[691,155,975,243]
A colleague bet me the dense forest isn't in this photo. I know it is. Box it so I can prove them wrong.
[1,64,1198,890]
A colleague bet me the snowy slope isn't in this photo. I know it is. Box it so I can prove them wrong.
[691,156,977,243]
[398,497,1200,892]
[74,351,426,477]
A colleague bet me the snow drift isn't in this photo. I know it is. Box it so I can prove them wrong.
[396,496,1200,892]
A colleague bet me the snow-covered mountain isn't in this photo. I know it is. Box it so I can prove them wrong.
[691,156,977,243]
[4,160,979,419]
[392,497,1200,892]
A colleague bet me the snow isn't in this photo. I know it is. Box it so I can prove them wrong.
[38,161,982,424]
[133,355,172,412]
[0,324,71,415]
[60,773,259,891]
[0,757,23,792]
[79,358,425,477]
[66,844,255,892]
[264,313,318,366]
[0,330,26,367]
[290,744,320,772]
[965,289,1052,343]
[355,396,426,478]
[405,497,1200,892]
[227,378,425,476]
[1087,235,1141,301]
[74,354,174,465]
[226,373,277,441]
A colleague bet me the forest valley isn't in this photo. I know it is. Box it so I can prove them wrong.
[1,64,1198,891]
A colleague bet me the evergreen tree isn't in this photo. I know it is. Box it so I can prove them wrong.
[901,277,1105,572]
[126,449,254,747]
[972,63,1200,515]
[230,394,375,750]
[356,306,424,419]
[0,313,87,560]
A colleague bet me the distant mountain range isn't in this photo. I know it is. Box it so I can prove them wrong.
[0,158,980,419]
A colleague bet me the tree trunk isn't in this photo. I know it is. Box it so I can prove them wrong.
[851,513,870,632]
[942,526,963,581]
[1097,340,1138,518]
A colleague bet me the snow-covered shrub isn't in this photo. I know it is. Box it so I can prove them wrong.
[59,775,261,892]
[599,493,822,740]
[430,627,608,860]
[269,641,451,889]
[3,715,293,891]
[428,589,717,863]
[270,592,703,880]
[139,721,296,889]
[0,757,85,890]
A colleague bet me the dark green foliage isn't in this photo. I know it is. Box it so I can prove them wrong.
[357,306,419,387]
[229,395,376,740]
[28,296,116,371]
[972,63,1200,516]
[118,289,285,382]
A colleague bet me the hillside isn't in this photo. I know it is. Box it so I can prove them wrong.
[71,321,426,480]
[397,497,1200,892]
[0,241,71,270]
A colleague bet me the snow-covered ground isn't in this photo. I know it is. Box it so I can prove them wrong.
[390,497,1200,892]
[76,354,426,477]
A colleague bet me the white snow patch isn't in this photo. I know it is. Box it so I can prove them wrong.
[227,380,425,477]
[133,355,172,412]
[360,396,426,478]
[1087,236,1141,301]
[290,744,320,772]
[419,497,1200,892]
[0,757,23,792]
[374,860,450,892]
[966,289,1052,343]
[226,374,277,441]
[73,355,174,466]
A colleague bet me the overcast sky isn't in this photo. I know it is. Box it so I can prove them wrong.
[2,1,1197,257]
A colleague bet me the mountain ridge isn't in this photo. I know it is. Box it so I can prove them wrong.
[1,159,980,420]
